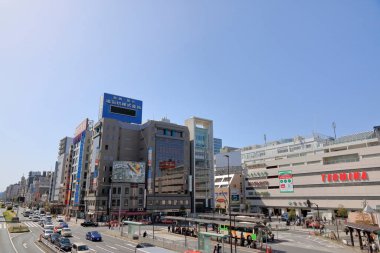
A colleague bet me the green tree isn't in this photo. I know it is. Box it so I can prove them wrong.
[288,208,296,221]
[337,204,348,218]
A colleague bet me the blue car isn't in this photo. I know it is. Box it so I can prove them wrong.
[86,231,102,241]
[59,222,69,228]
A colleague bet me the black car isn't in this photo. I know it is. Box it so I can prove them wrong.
[80,220,98,227]
[56,237,72,252]
[136,243,155,248]
[49,233,61,244]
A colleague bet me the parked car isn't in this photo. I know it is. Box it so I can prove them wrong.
[32,216,40,222]
[72,243,91,253]
[42,229,54,239]
[81,221,98,227]
[61,228,72,237]
[56,216,65,222]
[136,243,155,248]
[55,237,72,252]
[86,231,102,241]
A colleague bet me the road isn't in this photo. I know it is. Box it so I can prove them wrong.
[4,208,360,253]
[0,208,17,253]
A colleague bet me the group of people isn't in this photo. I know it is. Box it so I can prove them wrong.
[168,225,196,237]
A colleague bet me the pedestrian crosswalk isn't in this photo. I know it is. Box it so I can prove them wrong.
[23,222,40,228]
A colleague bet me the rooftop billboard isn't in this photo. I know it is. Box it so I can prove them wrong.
[99,93,143,124]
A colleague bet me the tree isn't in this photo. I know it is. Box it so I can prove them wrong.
[288,208,296,221]
[337,205,348,218]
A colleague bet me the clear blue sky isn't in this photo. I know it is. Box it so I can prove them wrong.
[1,1,380,191]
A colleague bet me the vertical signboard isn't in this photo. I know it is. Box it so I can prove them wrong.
[74,132,86,206]
[279,170,294,193]
[147,147,153,193]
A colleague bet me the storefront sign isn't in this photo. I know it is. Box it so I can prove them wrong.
[279,170,294,193]
[321,171,368,183]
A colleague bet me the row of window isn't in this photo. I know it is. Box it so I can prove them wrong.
[147,199,189,206]
[112,187,144,195]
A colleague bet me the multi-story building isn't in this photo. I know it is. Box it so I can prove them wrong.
[51,137,73,203]
[85,93,191,221]
[214,149,243,213]
[242,126,380,218]
[214,138,222,155]
[185,117,214,212]
[68,119,92,218]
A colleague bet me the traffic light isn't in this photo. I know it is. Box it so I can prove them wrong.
[306,199,312,208]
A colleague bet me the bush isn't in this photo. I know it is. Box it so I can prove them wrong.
[337,205,348,218]
[6,206,12,210]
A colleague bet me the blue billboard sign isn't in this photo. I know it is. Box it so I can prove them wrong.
[99,93,143,124]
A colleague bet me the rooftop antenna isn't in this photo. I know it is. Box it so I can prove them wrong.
[264,134,267,145]
[332,122,337,139]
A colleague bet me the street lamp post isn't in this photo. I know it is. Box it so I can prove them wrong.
[224,155,232,253]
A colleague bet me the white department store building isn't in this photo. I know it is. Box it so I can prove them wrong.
[242,126,380,218]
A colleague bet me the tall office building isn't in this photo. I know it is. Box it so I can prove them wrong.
[214,138,222,155]
[68,119,92,218]
[85,93,191,221]
[185,117,214,212]
[50,137,73,203]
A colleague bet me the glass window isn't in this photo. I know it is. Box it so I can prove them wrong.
[125,188,129,194]
[118,187,121,194]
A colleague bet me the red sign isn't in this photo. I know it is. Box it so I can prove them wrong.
[321,171,368,183]
[159,161,176,170]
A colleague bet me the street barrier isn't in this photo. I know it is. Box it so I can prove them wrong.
[39,236,66,253]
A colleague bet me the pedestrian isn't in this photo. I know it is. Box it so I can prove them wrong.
[143,231,147,237]
[76,217,78,224]
[108,222,111,230]
[168,226,170,233]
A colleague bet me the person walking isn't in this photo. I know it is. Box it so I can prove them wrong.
[168,226,170,233]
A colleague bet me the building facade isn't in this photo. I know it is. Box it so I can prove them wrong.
[242,127,380,218]
[214,138,222,155]
[51,137,73,203]
[86,96,192,221]
[185,117,214,212]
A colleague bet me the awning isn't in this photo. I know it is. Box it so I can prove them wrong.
[346,222,380,234]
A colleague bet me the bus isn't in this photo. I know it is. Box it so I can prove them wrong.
[219,222,266,241]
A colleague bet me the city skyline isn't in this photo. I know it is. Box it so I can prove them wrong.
[1,1,380,191]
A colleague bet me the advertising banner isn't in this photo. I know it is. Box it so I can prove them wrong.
[112,161,145,183]
[279,170,294,193]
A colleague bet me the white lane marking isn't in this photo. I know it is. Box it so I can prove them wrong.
[33,242,45,253]
[96,245,115,253]
[106,245,118,250]
[89,248,96,252]
[7,226,19,253]
[73,235,80,239]
[22,243,27,249]
[127,243,136,247]
[115,244,131,249]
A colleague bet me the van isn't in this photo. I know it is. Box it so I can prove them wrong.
[72,243,91,253]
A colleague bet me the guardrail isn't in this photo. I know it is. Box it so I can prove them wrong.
[39,236,67,253]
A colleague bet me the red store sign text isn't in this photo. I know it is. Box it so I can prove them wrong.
[321,171,368,183]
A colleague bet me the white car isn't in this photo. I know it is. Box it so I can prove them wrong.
[56,216,65,222]
[44,224,54,230]
[72,243,91,253]
[42,229,53,239]
[61,227,72,237]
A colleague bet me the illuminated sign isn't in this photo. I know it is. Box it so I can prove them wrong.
[321,171,368,183]
[99,93,143,124]
[279,170,294,193]
[159,160,176,170]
